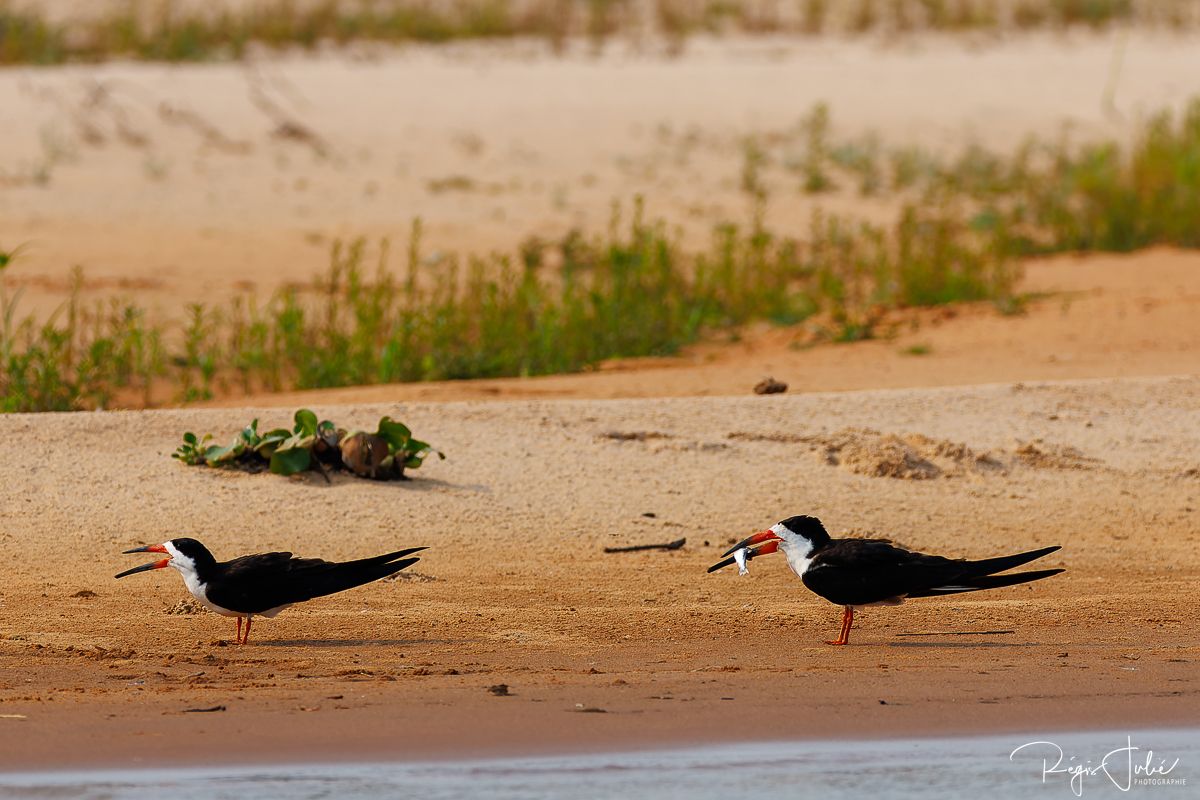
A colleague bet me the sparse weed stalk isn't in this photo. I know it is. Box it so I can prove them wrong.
[800,102,836,194]
[740,135,769,202]
[178,303,217,402]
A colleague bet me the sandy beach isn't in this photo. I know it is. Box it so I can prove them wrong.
[1,374,1197,768]
[2,6,1200,776]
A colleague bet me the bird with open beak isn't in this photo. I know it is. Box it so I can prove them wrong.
[117,538,426,644]
[709,515,1064,645]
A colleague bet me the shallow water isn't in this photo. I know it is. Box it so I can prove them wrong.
[1,728,1194,799]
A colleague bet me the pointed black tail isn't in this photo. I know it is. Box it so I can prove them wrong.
[964,545,1060,577]
[280,547,427,603]
[361,546,428,565]
[906,568,1064,598]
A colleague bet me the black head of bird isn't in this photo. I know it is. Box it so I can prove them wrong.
[115,538,215,581]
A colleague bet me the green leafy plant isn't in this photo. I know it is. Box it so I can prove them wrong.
[172,409,442,481]
[172,431,214,465]
[1,264,163,412]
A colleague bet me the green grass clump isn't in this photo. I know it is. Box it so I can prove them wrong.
[0,8,66,64]
[1,0,541,65]
[219,199,1010,390]
[226,205,815,387]
[787,98,1200,257]
[0,266,162,412]
[0,197,1014,411]
[1008,102,1200,253]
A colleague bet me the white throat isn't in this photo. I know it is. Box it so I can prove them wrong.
[163,541,244,618]
[164,541,208,601]
[772,522,816,577]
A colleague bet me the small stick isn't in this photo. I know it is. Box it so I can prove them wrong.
[604,538,686,553]
[310,458,332,484]
[182,705,226,713]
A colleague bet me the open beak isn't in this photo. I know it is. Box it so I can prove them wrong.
[707,530,781,573]
[115,544,171,579]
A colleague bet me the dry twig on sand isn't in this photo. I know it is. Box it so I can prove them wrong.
[603,538,686,553]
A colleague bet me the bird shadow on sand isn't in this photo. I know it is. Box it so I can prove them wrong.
[885,639,1038,649]
[254,637,477,648]
[401,477,490,494]
[301,473,490,494]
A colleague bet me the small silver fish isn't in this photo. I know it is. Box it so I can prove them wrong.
[733,547,750,576]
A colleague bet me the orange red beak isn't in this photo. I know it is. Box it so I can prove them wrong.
[707,530,781,573]
[115,544,171,579]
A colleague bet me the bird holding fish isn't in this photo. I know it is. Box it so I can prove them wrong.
[709,515,1064,645]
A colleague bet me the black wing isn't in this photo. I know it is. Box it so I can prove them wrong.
[801,539,1062,606]
[208,547,426,614]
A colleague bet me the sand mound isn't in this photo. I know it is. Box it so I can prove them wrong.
[810,429,1004,480]
[1011,441,1099,470]
[823,430,991,480]
[165,598,208,615]
[728,428,1100,480]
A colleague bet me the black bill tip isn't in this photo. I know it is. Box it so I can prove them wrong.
[114,560,168,579]
[707,555,737,574]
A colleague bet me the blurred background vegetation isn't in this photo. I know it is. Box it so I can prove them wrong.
[2,0,1199,65]
[3,1,1199,411]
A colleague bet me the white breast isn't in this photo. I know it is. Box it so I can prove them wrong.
[783,550,814,578]
[186,578,240,617]
[165,542,241,618]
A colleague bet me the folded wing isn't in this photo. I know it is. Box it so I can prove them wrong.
[210,547,427,613]
[802,539,1062,606]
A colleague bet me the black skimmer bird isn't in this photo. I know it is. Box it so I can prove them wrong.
[116,538,426,644]
[708,515,1063,645]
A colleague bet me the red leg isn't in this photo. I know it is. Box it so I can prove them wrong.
[236,617,243,644]
[242,616,253,645]
[826,606,854,646]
